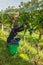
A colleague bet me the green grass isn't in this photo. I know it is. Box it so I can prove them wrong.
[0,30,43,65]
[0,31,32,65]
[0,37,32,65]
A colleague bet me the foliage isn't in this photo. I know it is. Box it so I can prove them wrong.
[0,0,43,65]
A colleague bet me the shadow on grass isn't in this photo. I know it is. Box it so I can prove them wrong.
[0,38,32,65]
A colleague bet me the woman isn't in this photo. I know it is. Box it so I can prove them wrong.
[7,24,24,43]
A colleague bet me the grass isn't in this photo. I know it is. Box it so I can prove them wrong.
[0,30,43,65]
[0,31,32,65]
[0,37,32,65]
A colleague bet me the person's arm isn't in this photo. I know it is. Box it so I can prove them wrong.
[15,25,24,32]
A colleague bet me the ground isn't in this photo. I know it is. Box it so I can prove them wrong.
[0,30,43,65]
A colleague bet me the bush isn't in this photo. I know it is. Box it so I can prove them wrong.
[39,53,43,62]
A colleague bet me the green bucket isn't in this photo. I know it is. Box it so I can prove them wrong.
[8,44,19,55]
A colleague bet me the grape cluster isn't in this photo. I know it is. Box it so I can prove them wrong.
[30,29,34,35]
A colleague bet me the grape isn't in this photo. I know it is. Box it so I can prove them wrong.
[30,29,34,35]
